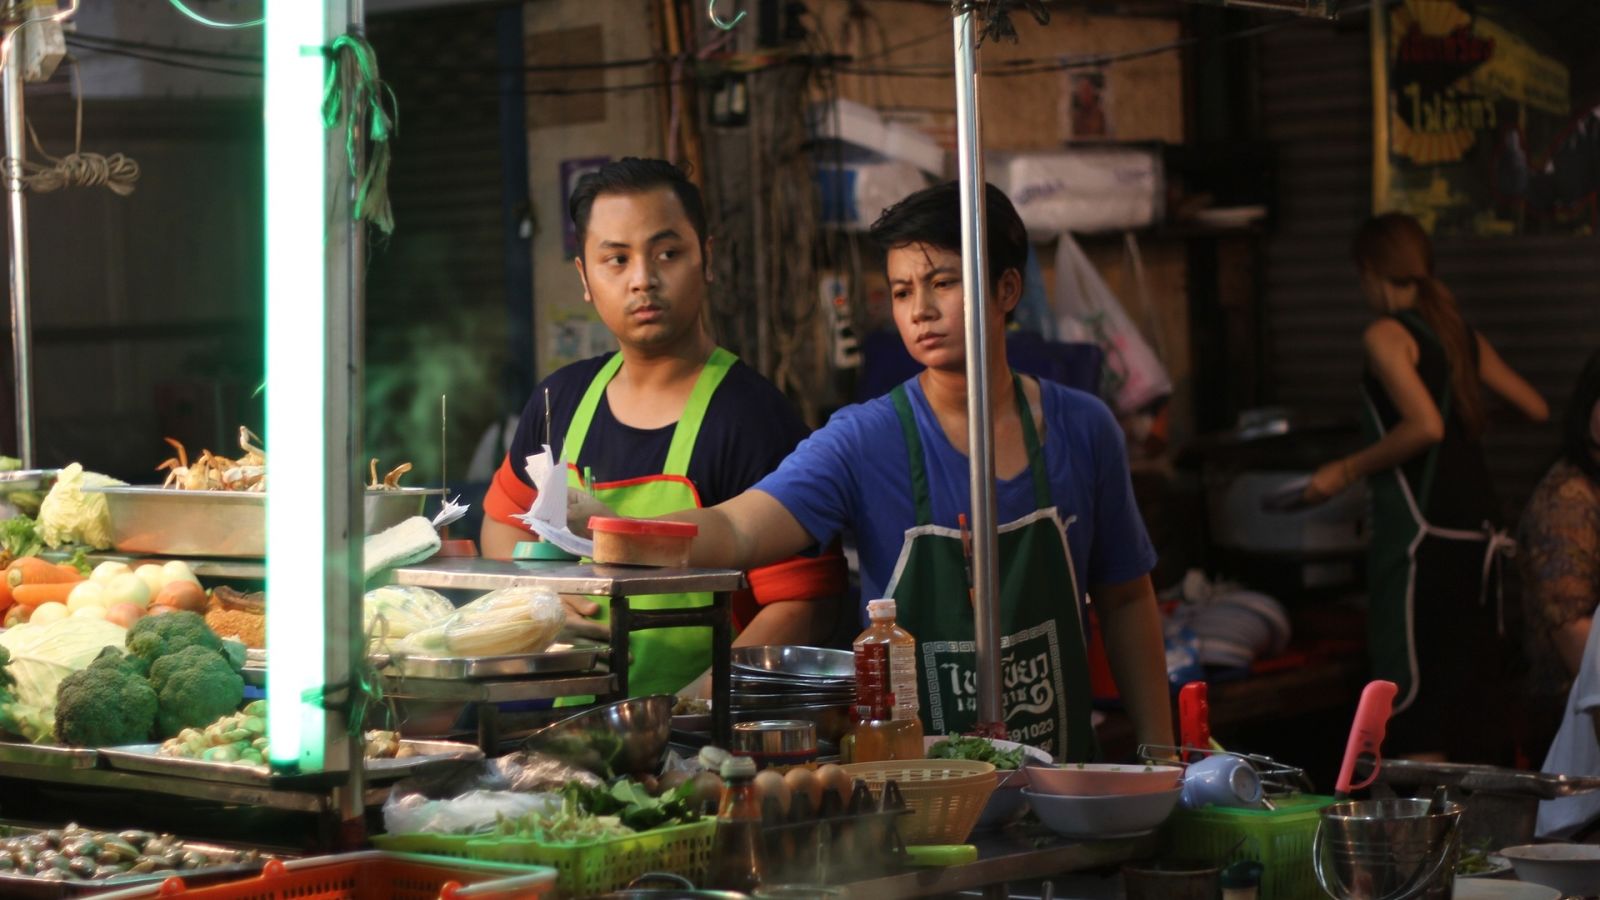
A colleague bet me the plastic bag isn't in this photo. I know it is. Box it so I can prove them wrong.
[489,750,605,793]
[383,788,561,836]
[363,585,456,645]
[1053,233,1172,415]
[398,586,565,657]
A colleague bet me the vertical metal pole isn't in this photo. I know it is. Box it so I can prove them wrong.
[3,2,33,467]
[1368,0,1389,215]
[951,10,1003,728]
[329,0,367,847]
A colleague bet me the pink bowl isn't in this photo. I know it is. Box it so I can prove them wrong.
[1026,763,1184,797]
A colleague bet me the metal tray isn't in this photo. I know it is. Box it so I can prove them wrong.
[0,826,268,900]
[83,485,446,558]
[243,647,601,686]
[98,739,483,787]
[380,647,601,679]
[0,741,101,769]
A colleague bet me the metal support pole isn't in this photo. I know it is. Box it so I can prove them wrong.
[3,0,33,467]
[951,9,1003,729]
[329,0,366,848]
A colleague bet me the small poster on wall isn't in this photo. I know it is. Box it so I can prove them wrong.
[1376,1,1589,235]
[1061,70,1112,141]
[545,306,617,375]
[560,157,611,257]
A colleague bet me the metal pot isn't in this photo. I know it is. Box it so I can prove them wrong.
[594,873,748,900]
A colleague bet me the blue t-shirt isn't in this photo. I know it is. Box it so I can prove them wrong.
[754,375,1156,617]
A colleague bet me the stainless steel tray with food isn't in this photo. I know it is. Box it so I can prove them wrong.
[0,823,268,900]
[97,739,483,786]
[379,646,602,679]
[83,486,446,558]
[0,741,102,770]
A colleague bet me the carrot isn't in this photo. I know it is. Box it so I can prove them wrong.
[55,562,84,580]
[0,578,12,617]
[13,582,76,609]
[6,557,82,589]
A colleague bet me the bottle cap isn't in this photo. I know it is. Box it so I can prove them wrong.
[720,756,757,779]
[866,598,896,619]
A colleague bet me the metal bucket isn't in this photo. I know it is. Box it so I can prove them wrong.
[1313,798,1462,900]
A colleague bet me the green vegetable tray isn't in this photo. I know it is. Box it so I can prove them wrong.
[372,819,715,898]
[1162,793,1334,900]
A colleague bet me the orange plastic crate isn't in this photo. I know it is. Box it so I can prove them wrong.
[92,851,557,900]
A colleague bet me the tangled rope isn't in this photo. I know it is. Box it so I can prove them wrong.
[1,60,140,196]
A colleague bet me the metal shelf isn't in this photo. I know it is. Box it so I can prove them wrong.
[388,558,745,597]
[0,760,388,813]
[65,554,747,598]
[839,830,1158,899]
[381,673,614,703]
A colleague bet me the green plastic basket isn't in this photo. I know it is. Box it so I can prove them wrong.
[373,820,715,898]
[1163,793,1335,900]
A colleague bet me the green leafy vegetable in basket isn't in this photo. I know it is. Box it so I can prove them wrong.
[928,735,1026,770]
[495,794,634,844]
[565,778,702,832]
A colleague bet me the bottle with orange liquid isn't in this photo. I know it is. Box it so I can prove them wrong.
[846,598,924,762]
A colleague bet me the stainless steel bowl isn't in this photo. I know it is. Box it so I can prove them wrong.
[732,720,818,765]
[524,695,674,778]
[733,690,855,710]
[84,485,445,557]
[732,646,855,681]
[732,703,852,743]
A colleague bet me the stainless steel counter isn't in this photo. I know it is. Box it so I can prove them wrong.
[388,558,745,596]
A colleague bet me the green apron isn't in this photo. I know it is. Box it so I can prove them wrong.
[561,347,735,698]
[1361,313,1513,738]
[883,374,1097,762]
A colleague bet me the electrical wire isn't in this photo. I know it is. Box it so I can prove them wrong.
[66,32,259,63]
[167,0,262,30]
[64,40,261,78]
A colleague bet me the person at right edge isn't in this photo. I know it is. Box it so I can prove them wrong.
[1303,213,1548,763]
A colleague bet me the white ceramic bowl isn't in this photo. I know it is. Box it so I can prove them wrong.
[1023,786,1182,839]
[1026,763,1184,797]
[1499,843,1600,896]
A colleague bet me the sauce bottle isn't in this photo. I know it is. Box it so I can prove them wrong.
[707,756,765,893]
[848,598,924,762]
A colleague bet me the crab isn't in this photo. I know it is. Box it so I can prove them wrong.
[157,428,269,491]
[367,459,413,490]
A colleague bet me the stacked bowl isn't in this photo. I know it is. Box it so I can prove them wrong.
[1024,763,1185,840]
[730,646,856,743]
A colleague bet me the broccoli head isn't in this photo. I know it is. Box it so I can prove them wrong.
[0,645,14,692]
[147,645,244,739]
[54,663,158,747]
[126,611,223,669]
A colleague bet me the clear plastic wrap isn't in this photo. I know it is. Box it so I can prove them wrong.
[383,789,561,835]
[363,585,456,645]
[398,586,565,657]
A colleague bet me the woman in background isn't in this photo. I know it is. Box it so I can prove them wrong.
[1305,213,1547,762]
[1523,351,1600,762]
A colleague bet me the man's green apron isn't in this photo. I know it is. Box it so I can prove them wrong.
[881,374,1097,762]
[561,347,735,698]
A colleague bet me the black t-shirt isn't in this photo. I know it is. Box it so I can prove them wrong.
[507,353,810,507]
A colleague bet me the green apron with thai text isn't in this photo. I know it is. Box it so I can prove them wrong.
[883,374,1097,762]
[561,348,735,699]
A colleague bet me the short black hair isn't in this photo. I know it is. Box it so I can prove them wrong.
[868,180,1029,291]
[567,157,708,259]
[1563,349,1600,484]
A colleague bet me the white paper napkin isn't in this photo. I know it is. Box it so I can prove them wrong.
[515,444,595,558]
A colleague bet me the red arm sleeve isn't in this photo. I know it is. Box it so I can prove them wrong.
[746,542,848,605]
[483,456,537,532]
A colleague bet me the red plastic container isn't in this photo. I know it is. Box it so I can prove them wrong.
[92,852,557,900]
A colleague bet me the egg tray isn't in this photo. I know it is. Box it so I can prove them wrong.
[755,779,910,885]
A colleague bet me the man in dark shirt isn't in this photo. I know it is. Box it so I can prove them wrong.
[481,158,842,697]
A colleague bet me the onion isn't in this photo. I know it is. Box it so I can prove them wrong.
[153,581,207,613]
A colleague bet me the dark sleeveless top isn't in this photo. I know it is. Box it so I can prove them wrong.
[1361,311,1500,529]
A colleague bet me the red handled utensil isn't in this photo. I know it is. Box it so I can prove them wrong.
[1334,680,1399,798]
[1179,681,1212,762]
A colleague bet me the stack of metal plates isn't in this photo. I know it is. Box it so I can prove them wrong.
[729,646,856,742]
